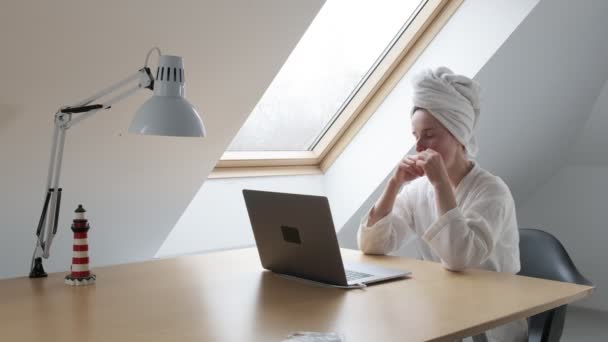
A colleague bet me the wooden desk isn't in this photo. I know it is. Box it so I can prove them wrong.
[0,248,593,341]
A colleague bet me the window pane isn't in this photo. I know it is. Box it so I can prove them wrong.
[227,0,424,152]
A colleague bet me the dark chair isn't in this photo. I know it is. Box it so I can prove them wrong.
[518,228,593,342]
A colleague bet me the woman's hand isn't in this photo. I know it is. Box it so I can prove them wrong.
[416,149,450,188]
[392,155,425,186]
[369,155,423,227]
[416,148,457,216]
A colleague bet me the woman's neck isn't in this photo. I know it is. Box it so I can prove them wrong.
[447,157,473,190]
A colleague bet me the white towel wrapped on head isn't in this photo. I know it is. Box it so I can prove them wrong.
[411,67,481,157]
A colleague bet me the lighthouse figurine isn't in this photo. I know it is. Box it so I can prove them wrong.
[65,204,96,286]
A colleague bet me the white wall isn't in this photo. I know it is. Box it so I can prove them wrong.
[0,0,324,278]
[569,79,608,165]
[472,0,608,205]
[157,175,325,257]
[518,79,608,311]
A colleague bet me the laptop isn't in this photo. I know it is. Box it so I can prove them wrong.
[242,189,410,288]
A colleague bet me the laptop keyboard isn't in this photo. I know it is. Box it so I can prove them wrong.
[345,269,372,281]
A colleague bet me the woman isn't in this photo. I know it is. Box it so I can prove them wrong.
[358,67,527,342]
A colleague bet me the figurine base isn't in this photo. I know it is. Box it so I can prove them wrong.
[65,274,96,286]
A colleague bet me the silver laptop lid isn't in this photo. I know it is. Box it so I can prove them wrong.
[243,189,350,286]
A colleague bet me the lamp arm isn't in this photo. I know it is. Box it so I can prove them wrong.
[29,67,155,277]
[63,67,154,128]
[66,67,154,111]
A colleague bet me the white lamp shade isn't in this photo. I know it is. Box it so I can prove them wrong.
[129,96,206,137]
[129,55,206,137]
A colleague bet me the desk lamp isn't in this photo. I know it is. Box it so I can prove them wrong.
[29,47,206,278]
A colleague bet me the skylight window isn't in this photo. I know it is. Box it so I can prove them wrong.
[227,0,425,152]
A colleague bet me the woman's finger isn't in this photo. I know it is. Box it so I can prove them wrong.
[404,157,422,168]
[416,151,430,161]
[402,154,418,162]
[403,158,417,167]
[400,160,417,170]
[416,159,428,171]
[401,167,419,180]
[400,161,424,177]
[408,162,425,176]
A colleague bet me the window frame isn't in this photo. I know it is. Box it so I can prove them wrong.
[212,0,463,178]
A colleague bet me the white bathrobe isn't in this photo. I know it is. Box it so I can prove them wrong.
[358,163,527,342]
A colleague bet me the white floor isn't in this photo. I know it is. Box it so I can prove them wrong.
[561,306,608,342]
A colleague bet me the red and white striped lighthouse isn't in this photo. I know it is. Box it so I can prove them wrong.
[65,204,96,286]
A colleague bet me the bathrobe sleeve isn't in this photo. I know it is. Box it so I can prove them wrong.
[421,182,516,271]
[357,183,417,255]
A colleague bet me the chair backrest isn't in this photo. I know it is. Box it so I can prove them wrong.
[518,228,592,342]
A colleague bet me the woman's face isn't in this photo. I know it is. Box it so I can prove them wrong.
[411,108,465,169]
